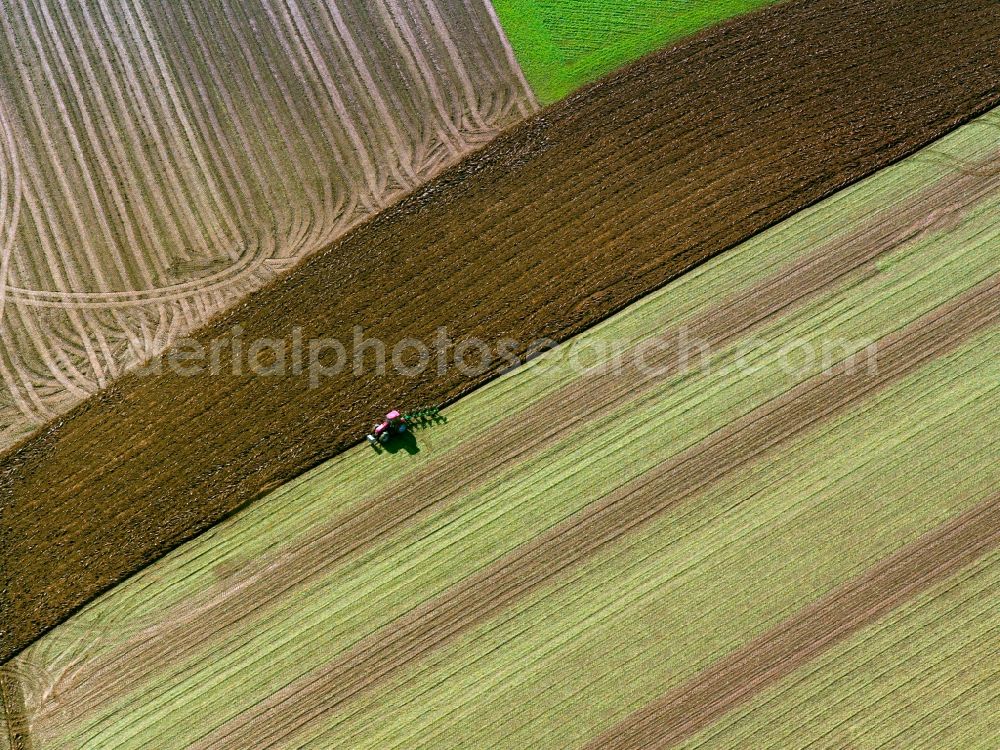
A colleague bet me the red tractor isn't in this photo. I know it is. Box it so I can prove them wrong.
[366,410,408,447]
[366,406,442,451]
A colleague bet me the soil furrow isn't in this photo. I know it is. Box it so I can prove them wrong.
[2,0,999,663]
[584,492,1000,750]
[192,275,1000,750]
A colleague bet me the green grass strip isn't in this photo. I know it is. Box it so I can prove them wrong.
[492,0,779,103]
[298,332,1000,749]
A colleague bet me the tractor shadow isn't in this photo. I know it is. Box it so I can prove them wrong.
[371,413,447,457]
[381,429,420,455]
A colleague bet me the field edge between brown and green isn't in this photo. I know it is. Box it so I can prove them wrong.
[2,0,999,663]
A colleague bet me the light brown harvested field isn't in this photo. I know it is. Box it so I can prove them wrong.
[0,667,27,750]
[2,0,1000,663]
[0,0,536,451]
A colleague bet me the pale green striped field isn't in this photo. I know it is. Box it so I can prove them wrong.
[679,547,1000,749]
[9,109,1000,749]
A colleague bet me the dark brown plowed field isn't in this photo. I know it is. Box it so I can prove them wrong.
[2,0,999,662]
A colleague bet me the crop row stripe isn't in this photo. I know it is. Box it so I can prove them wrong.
[585,490,1000,749]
